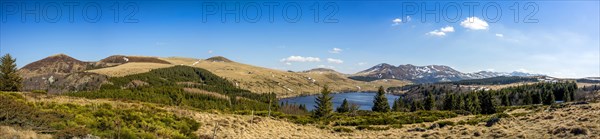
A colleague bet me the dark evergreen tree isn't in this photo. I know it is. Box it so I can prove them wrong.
[392,98,406,112]
[543,90,555,105]
[524,91,533,105]
[533,91,543,104]
[313,85,333,118]
[501,93,511,106]
[424,92,435,110]
[455,95,464,110]
[468,93,481,114]
[337,98,351,113]
[479,91,497,114]
[563,90,571,102]
[443,94,456,110]
[0,54,22,91]
[410,100,422,112]
[372,86,390,112]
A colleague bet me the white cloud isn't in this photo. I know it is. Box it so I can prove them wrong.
[327,58,344,64]
[427,30,446,36]
[427,26,454,37]
[495,33,504,37]
[392,18,402,26]
[358,62,367,66]
[406,16,411,22]
[280,56,321,63]
[329,48,342,54]
[285,62,292,65]
[208,50,213,54]
[440,26,454,32]
[460,17,489,30]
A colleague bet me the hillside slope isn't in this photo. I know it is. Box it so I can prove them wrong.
[19,54,410,97]
[160,57,409,98]
[18,54,108,94]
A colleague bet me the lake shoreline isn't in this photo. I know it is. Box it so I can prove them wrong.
[278,92,402,111]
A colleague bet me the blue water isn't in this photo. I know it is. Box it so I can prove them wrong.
[278,92,400,111]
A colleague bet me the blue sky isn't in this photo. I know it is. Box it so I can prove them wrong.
[1,1,598,78]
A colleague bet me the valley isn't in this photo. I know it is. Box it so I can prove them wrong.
[1,53,599,139]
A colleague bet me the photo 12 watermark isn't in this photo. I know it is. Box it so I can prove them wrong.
[200,2,339,23]
[400,2,539,23]
[1,1,139,23]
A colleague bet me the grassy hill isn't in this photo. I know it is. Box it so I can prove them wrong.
[71,65,276,111]
[159,57,410,98]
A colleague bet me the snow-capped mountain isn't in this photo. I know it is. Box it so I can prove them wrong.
[350,63,544,83]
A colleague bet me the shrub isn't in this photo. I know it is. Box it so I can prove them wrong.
[31,90,47,94]
[355,125,390,131]
[333,127,353,133]
[570,127,587,135]
[390,124,403,129]
[436,121,455,128]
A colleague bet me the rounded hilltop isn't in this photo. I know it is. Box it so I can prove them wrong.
[206,56,233,62]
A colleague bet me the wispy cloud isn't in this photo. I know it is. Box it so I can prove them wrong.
[329,48,342,54]
[460,17,489,30]
[280,56,321,63]
[327,58,344,64]
[495,33,504,37]
[392,16,411,26]
[427,26,454,37]
[392,18,402,26]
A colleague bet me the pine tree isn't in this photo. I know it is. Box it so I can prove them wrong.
[501,93,511,106]
[570,82,577,101]
[479,91,496,114]
[533,91,543,104]
[0,54,22,91]
[337,98,351,113]
[563,90,571,102]
[455,95,464,110]
[392,98,405,112]
[524,91,533,105]
[410,100,421,112]
[543,90,555,105]
[468,93,481,114]
[424,92,435,110]
[313,85,333,118]
[443,94,455,110]
[372,86,390,112]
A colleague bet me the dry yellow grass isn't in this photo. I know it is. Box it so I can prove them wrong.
[577,82,600,88]
[87,62,174,77]
[0,126,52,139]
[20,92,600,139]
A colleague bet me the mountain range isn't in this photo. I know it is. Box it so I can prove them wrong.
[16,54,547,95]
[349,63,543,83]
[17,54,408,97]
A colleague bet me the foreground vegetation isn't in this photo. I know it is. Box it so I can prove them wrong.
[0,92,199,138]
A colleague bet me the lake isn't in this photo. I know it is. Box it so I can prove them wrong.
[278,92,401,111]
